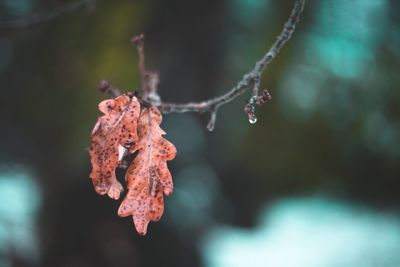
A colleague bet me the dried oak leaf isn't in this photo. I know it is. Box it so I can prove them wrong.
[118,106,177,235]
[88,94,140,200]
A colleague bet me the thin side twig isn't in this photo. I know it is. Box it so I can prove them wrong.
[131,34,147,95]
[131,34,162,105]
[0,0,95,30]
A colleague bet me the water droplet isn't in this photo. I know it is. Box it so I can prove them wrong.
[249,117,257,124]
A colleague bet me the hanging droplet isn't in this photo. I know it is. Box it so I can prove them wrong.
[249,117,257,124]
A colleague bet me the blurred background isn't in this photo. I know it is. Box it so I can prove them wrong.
[1,0,400,266]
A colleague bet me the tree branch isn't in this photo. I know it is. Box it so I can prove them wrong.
[0,0,95,30]
[155,0,305,130]
[100,0,305,131]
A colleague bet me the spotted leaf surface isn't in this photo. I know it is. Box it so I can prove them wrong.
[118,106,176,235]
[88,95,140,200]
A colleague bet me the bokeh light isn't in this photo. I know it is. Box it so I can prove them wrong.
[202,197,400,267]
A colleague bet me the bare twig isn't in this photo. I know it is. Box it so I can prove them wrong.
[131,34,162,105]
[155,0,305,130]
[0,0,95,30]
[99,0,305,131]
[131,34,147,94]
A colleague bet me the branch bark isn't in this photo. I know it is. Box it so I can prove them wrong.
[154,0,305,130]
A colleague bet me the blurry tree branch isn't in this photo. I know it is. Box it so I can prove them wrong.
[100,0,305,131]
[0,0,95,30]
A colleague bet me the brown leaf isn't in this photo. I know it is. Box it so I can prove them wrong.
[118,106,177,235]
[88,95,141,200]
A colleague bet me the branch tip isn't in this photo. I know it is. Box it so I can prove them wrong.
[98,80,110,92]
[131,33,145,46]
